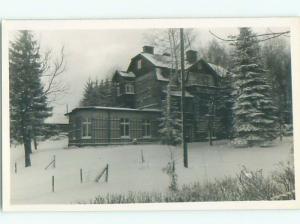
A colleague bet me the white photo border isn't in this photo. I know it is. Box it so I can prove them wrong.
[2,17,300,211]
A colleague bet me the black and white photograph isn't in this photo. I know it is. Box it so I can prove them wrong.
[1,18,299,211]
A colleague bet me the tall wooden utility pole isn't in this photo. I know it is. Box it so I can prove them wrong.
[180,28,188,168]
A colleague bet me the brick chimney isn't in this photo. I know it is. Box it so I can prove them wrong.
[186,50,198,63]
[143,46,154,54]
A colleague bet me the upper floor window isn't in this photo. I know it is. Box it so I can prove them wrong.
[197,63,202,70]
[125,83,134,94]
[137,59,142,70]
[116,83,121,96]
[120,118,130,138]
[209,75,215,86]
[142,120,151,138]
[82,118,92,139]
[203,75,209,86]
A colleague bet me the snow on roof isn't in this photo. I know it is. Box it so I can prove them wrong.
[170,90,194,98]
[162,90,194,98]
[141,52,205,71]
[207,63,230,77]
[66,106,161,115]
[117,71,136,78]
[140,53,173,69]
[155,68,169,81]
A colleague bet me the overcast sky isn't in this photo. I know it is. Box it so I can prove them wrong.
[9,27,289,123]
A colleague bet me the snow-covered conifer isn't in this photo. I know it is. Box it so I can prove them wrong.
[231,28,278,146]
[10,31,52,166]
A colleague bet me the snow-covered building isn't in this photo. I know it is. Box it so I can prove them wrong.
[66,46,232,146]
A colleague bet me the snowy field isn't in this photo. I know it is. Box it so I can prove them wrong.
[10,137,293,204]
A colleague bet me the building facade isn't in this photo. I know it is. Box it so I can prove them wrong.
[66,46,232,146]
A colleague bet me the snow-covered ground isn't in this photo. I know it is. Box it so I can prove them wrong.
[10,137,293,204]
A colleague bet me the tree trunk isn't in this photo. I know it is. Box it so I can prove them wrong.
[209,121,213,146]
[34,137,38,150]
[32,128,38,150]
[22,128,32,167]
[24,139,32,167]
[279,121,283,142]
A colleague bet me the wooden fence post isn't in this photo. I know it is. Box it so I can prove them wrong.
[141,150,145,164]
[80,168,83,183]
[52,176,55,192]
[105,164,109,182]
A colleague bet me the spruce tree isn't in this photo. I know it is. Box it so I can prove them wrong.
[232,28,278,147]
[10,31,52,167]
[80,79,97,106]
[103,78,112,106]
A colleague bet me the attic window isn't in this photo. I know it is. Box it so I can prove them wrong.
[203,76,209,86]
[116,83,121,96]
[198,63,202,70]
[125,83,134,94]
[137,59,142,70]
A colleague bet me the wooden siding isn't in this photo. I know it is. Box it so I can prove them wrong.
[135,71,161,109]
[68,109,160,146]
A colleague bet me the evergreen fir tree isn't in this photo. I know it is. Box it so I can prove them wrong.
[80,77,115,107]
[10,31,52,167]
[103,78,112,106]
[97,79,105,106]
[80,78,97,106]
[231,28,278,147]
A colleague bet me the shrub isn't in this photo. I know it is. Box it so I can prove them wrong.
[83,162,295,204]
[162,160,178,192]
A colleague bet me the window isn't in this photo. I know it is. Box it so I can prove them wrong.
[125,83,134,94]
[208,76,215,86]
[137,59,142,70]
[142,120,151,138]
[203,75,209,86]
[116,83,121,96]
[71,123,77,140]
[82,118,92,139]
[120,118,130,138]
[197,63,202,70]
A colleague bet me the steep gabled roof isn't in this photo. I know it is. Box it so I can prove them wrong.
[207,63,230,77]
[140,52,173,68]
[140,52,197,70]
[129,51,229,82]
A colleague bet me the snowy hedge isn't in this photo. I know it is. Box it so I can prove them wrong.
[84,163,295,204]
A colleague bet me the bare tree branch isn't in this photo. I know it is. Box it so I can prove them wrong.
[258,32,291,42]
[209,30,236,42]
[41,46,68,102]
[209,30,290,42]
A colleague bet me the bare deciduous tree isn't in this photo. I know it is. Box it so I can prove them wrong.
[41,46,69,103]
